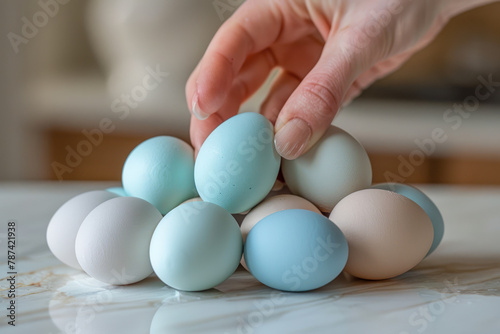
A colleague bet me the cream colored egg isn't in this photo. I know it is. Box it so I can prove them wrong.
[181,197,203,205]
[329,189,433,280]
[271,179,284,192]
[240,194,321,270]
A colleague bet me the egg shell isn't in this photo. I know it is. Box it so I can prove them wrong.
[106,186,128,197]
[180,197,203,205]
[329,189,433,280]
[240,194,321,270]
[195,112,281,214]
[75,197,163,285]
[282,125,372,212]
[372,183,444,256]
[46,190,118,270]
[150,201,242,291]
[244,209,348,292]
[122,136,197,214]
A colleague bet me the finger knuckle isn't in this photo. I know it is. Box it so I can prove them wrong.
[302,78,341,116]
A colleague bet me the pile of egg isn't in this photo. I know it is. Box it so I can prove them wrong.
[47,112,444,292]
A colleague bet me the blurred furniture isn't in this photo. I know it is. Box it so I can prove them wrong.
[336,100,500,185]
[3,0,499,183]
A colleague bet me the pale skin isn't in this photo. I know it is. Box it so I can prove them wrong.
[187,0,498,160]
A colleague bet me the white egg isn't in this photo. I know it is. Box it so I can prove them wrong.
[46,190,118,270]
[75,197,163,285]
[240,194,321,270]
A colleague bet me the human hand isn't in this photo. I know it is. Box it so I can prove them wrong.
[186,0,495,159]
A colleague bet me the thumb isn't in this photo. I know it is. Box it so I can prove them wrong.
[274,30,376,160]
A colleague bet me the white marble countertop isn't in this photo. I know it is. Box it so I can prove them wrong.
[1,182,500,334]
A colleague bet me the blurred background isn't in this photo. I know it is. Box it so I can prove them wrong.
[0,0,499,184]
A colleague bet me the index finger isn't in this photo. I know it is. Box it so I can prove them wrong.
[187,0,284,119]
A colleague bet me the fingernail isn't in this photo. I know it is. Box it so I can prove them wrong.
[191,94,209,120]
[274,118,312,160]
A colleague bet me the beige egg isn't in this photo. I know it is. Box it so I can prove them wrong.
[181,197,203,205]
[240,194,321,270]
[271,179,285,192]
[329,189,433,280]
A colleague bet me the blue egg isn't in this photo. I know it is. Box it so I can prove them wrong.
[372,183,444,256]
[106,186,128,197]
[195,113,281,214]
[122,136,197,215]
[150,201,242,291]
[244,209,348,292]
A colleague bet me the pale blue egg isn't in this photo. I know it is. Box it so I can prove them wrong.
[244,209,348,292]
[122,136,197,215]
[282,125,372,213]
[195,113,281,214]
[372,183,444,256]
[149,201,242,291]
[106,186,128,197]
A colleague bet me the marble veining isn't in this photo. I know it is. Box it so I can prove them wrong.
[1,182,500,333]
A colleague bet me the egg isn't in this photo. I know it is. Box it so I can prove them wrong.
[180,196,203,205]
[75,197,163,285]
[282,125,372,212]
[372,183,444,256]
[106,186,128,196]
[244,209,348,292]
[150,201,242,291]
[240,194,321,270]
[195,112,281,214]
[122,136,197,215]
[329,189,433,280]
[46,190,118,270]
